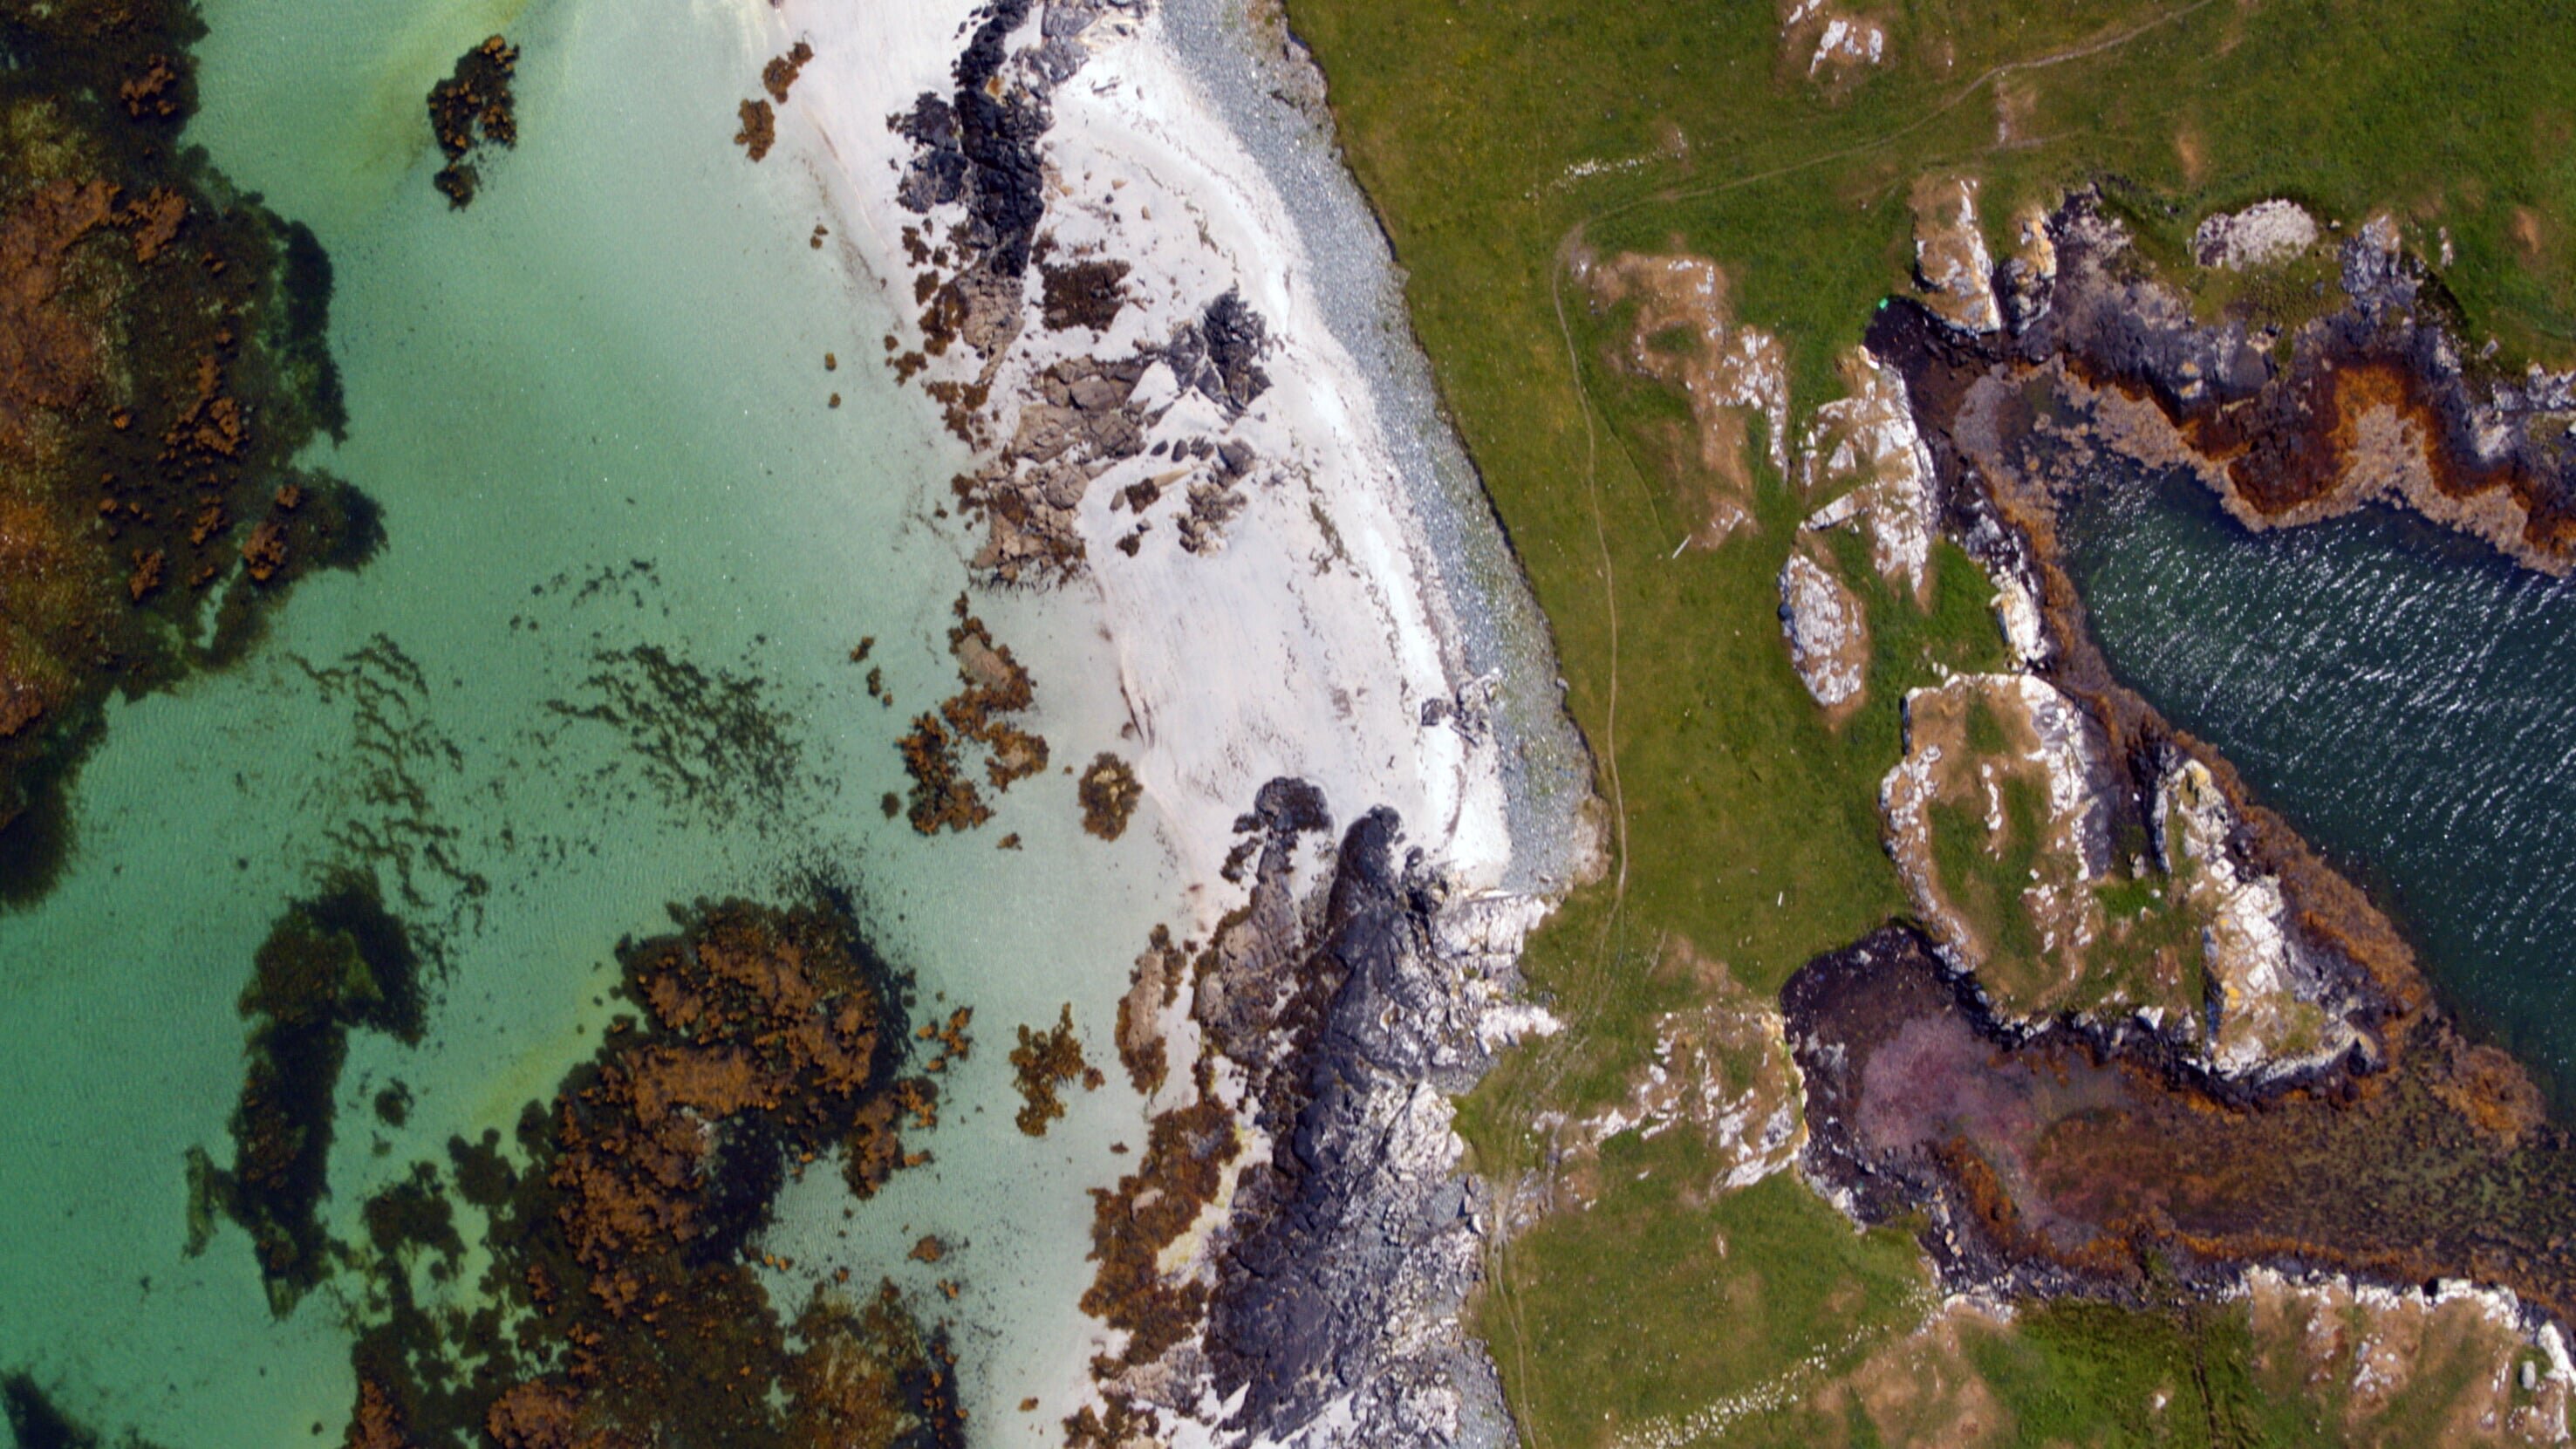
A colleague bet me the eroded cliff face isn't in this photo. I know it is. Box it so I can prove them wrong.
[0,1,374,901]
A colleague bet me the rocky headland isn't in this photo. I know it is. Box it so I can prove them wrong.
[1071,780,1557,1449]
[1776,188,2576,1370]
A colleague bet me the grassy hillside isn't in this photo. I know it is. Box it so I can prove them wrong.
[1283,0,2576,1442]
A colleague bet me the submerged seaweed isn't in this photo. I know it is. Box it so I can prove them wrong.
[187,870,427,1313]
[0,1375,167,1449]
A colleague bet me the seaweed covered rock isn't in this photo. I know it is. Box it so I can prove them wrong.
[1077,753,1140,840]
[0,0,377,903]
[898,600,1046,834]
[735,99,776,161]
[426,36,518,208]
[340,895,964,1449]
[1008,1003,1101,1136]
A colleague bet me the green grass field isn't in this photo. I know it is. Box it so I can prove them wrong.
[1284,0,2576,1442]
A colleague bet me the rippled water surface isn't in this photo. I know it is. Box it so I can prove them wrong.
[2062,468,2576,1103]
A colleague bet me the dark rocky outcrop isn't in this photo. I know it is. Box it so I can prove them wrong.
[1889,192,2576,573]
[1203,805,1504,1445]
[1076,779,1532,1448]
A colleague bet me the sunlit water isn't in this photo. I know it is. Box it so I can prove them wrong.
[2062,466,2576,1107]
[0,0,1186,1438]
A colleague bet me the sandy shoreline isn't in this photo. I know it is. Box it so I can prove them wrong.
[737,0,1593,1439]
[772,0,1548,905]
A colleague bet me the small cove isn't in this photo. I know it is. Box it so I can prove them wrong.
[2061,464,2576,1106]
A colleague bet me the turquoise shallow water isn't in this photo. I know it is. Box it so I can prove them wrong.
[2061,467,2576,1106]
[0,0,1185,1439]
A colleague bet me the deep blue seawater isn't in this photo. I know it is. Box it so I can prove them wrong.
[2061,467,2576,1105]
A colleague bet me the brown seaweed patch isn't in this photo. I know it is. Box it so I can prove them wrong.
[761,41,815,104]
[2,1374,170,1449]
[1079,1058,1238,1385]
[0,6,372,904]
[1009,1004,1103,1137]
[1040,257,1131,332]
[1078,753,1141,840]
[898,600,1046,835]
[539,643,806,830]
[426,37,518,208]
[1115,925,1186,1096]
[735,99,777,162]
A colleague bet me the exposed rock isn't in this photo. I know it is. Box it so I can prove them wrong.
[1910,174,2001,335]
[1779,0,1889,87]
[1533,940,1796,1211]
[1778,548,1868,711]
[1930,188,2576,571]
[2239,1268,2570,1444]
[2159,755,2369,1076]
[1178,287,1273,414]
[2191,198,2320,270]
[1878,673,2113,1015]
[1587,249,1789,547]
[1799,345,1937,601]
[1074,783,1557,1449]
